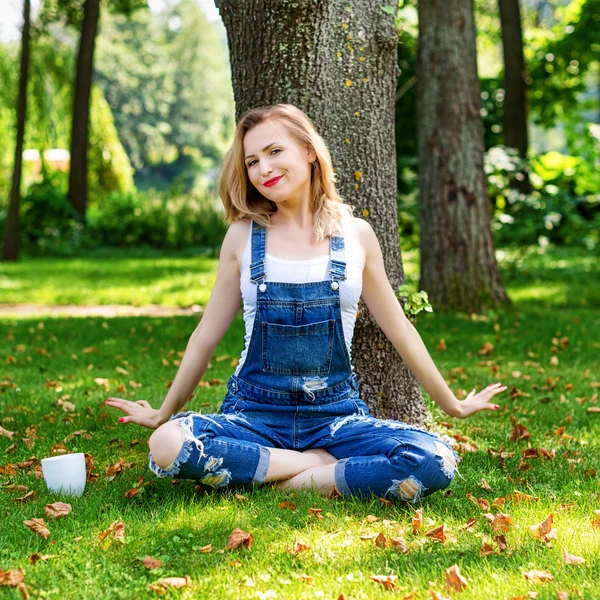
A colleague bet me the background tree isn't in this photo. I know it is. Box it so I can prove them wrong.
[498,0,531,192]
[417,0,509,313]
[214,0,431,425]
[2,0,31,262]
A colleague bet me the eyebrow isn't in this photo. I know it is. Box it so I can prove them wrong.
[244,142,279,161]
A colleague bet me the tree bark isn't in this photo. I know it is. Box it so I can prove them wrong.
[498,0,531,193]
[214,0,430,426]
[2,0,31,262]
[69,0,100,222]
[417,0,509,313]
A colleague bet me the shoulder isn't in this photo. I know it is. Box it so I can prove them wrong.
[222,218,252,269]
[347,215,375,265]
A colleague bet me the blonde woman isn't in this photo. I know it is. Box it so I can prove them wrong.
[105,104,506,502]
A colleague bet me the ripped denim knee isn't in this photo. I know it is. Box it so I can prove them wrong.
[148,412,233,488]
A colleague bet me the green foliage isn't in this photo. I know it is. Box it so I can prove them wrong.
[486,144,600,249]
[18,177,88,255]
[86,189,228,250]
[397,284,433,324]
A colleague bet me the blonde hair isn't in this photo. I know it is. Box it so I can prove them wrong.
[218,104,355,242]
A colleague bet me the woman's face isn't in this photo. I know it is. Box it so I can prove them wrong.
[243,119,316,204]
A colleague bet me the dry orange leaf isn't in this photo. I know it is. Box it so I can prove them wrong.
[0,568,24,586]
[530,513,556,542]
[23,518,50,539]
[445,564,468,593]
[278,501,297,510]
[506,490,539,503]
[29,553,54,565]
[148,575,192,594]
[493,497,506,509]
[462,518,477,531]
[98,520,125,543]
[523,570,554,583]
[562,547,585,565]
[288,540,310,556]
[14,490,38,503]
[299,574,314,585]
[199,544,212,553]
[142,556,164,569]
[483,512,513,533]
[365,514,379,523]
[495,534,508,552]
[412,508,423,535]
[226,528,253,550]
[374,532,387,548]
[124,488,141,498]
[425,524,447,543]
[466,493,491,510]
[390,537,408,553]
[510,423,532,442]
[480,542,494,557]
[308,507,325,520]
[0,425,15,440]
[369,574,397,591]
[556,592,568,600]
[592,510,600,529]
[44,502,71,519]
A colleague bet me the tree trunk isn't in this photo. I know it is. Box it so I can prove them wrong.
[417,0,509,313]
[498,0,531,193]
[69,0,100,222]
[2,0,31,262]
[214,0,431,426]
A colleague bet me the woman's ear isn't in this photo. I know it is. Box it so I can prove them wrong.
[307,144,317,163]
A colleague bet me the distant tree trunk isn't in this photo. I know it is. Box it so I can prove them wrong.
[214,0,431,426]
[417,0,509,313]
[2,0,31,262]
[69,0,100,222]
[499,0,531,193]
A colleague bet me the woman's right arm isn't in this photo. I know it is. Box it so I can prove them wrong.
[154,221,245,424]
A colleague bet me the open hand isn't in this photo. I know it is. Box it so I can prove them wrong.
[104,397,165,430]
[455,383,507,418]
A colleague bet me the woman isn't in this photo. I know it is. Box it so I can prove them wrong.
[105,104,506,502]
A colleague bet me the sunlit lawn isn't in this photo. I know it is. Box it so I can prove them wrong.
[0,244,599,598]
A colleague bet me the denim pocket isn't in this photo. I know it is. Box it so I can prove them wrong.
[261,319,335,375]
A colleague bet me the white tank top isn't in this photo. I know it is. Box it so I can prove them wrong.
[234,213,364,376]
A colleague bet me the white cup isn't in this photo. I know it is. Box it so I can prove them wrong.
[41,453,87,497]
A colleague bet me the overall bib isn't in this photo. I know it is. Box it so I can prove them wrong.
[148,220,459,502]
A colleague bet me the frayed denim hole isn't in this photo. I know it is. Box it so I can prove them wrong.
[386,475,427,503]
[329,414,372,437]
[434,440,458,481]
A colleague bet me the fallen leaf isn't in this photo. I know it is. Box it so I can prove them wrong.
[29,553,54,565]
[227,528,253,550]
[445,564,467,592]
[14,490,38,503]
[308,507,325,520]
[199,544,212,553]
[124,488,141,498]
[466,493,491,510]
[495,534,508,551]
[44,502,72,519]
[142,556,164,569]
[288,540,310,556]
[480,542,494,557]
[327,485,343,499]
[148,575,192,594]
[510,423,532,442]
[478,479,493,492]
[0,426,15,440]
[429,590,451,600]
[483,513,513,532]
[23,518,50,539]
[506,490,539,503]
[390,537,408,553]
[365,514,379,523]
[374,532,387,548]
[412,508,423,535]
[562,547,585,565]
[0,567,24,586]
[299,574,314,585]
[462,518,477,531]
[278,501,296,510]
[425,524,446,543]
[530,513,556,542]
[369,574,397,591]
[98,520,125,543]
[523,570,554,583]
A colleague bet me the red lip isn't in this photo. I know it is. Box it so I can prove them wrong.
[264,175,283,187]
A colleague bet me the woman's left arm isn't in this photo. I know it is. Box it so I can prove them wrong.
[357,219,506,419]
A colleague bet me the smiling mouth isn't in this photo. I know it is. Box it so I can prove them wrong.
[264,175,283,187]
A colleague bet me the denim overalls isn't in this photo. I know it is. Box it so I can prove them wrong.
[148,220,459,502]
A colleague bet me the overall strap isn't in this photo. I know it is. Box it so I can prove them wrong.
[330,224,347,283]
[249,220,267,287]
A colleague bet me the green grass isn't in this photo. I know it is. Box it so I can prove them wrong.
[0,246,599,599]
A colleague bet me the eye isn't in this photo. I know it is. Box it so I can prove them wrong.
[247,148,281,168]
